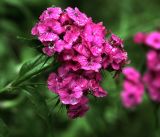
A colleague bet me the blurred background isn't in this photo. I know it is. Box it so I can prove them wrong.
[0,0,160,137]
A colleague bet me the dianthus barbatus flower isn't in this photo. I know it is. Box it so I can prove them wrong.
[134,31,160,49]
[143,71,160,102]
[146,50,160,72]
[143,50,160,102]
[145,31,160,50]
[32,6,128,118]
[121,67,144,108]
[67,96,89,119]
[133,32,146,44]
[134,31,160,103]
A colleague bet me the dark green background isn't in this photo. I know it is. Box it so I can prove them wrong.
[0,0,160,137]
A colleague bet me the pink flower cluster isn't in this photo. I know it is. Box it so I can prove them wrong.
[134,31,160,49]
[121,67,144,108]
[143,50,160,102]
[31,7,128,118]
[134,31,160,103]
[143,70,160,102]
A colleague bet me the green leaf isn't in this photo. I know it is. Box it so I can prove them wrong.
[0,119,9,137]
[19,54,45,76]
[101,70,117,92]
[11,54,52,87]
[23,87,50,121]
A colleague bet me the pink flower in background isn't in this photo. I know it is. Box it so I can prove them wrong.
[121,67,144,108]
[146,50,160,72]
[32,6,128,118]
[122,67,141,83]
[121,89,143,108]
[145,32,160,49]
[143,71,160,102]
[123,81,144,95]
[134,32,146,44]
[133,31,160,103]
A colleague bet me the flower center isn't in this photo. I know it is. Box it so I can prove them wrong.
[154,38,160,43]
[74,12,79,17]
[48,11,53,15]
[47,27,53,33]
[128,93,135,99]
[48,43,54,49]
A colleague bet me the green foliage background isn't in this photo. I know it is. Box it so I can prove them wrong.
[0,0,160,137]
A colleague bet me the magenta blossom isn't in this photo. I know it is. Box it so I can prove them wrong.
[64,25,81,45]
[133,32,146,44]
[74,55,102,72]
[82,70,102,81]
[47,66,72,93]
[89,80,107,97]
[31,7,127,72]
[73,43,91,57]
[121,67,144,108]
[143,71,160,102]
[121,89,143,108]
[32,6,128,119]
[60,12,71,25]
[58,81,83,105]
[146,50,160,72]
[122,67,141,83]
[145,31,160,49]
[32,19,64,42]
[110,34,124,47]
[42,40,71,56]
[66,7,89,26]
[110,47,128,70]
[42,45,55,56]
[83,22,106,46]
[39,7,62,21]
[58,75,88,105]
[67,96,89,119]
[103,41,127,70]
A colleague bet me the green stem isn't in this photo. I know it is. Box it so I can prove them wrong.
[0,65,50,93]
[0,84,12,93]
[0,60,59,94]
[154,103,160,137]
[11,64,50,87]
[0,94,25,109]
